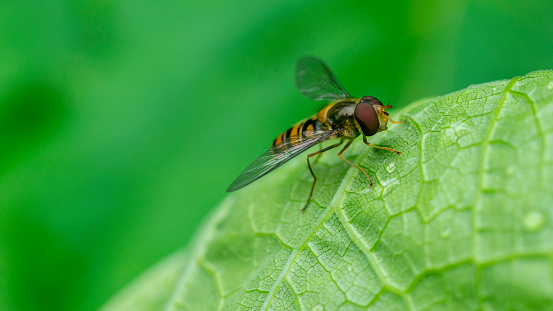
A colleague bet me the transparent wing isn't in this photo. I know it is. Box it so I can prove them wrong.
[295,56,351,101]
[226,130,336,192]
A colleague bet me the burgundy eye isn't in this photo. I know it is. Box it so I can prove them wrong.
[360,96,383,106]
[355,102,379,136]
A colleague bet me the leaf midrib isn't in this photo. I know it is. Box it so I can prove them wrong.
[259,169,353,310]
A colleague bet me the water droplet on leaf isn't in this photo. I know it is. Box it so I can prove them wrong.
[523,211,545,231]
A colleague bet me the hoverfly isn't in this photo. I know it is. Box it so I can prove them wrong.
[227,56,407,211]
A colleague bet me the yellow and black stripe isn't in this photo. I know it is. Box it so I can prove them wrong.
[271,117,320,148]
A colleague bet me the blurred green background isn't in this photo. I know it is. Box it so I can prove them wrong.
[0,0,552,310]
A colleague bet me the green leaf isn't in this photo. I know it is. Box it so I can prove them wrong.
[98,250,188,311]
[102,70,553,310]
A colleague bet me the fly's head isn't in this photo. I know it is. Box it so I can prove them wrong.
[354,96,394,136]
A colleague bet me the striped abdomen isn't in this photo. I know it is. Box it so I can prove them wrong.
[271,117,326,148]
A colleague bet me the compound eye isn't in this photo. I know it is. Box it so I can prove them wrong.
[354,102,379,136]
[359,96,383,106]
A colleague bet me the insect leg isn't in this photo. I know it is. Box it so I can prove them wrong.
[337,139,374,188]
[363,135,401,155]
[313,144,323,165]
[388,116,409,124]
[303,139,344,212]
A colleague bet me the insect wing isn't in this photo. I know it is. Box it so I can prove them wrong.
[295,56,351,101]
[226,131,335,192]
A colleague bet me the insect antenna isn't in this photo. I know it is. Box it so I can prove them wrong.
[383,99,409,124]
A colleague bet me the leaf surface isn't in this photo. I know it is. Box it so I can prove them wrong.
[102,71,553,310]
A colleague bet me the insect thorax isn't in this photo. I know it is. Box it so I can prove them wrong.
[323,100,360,138]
